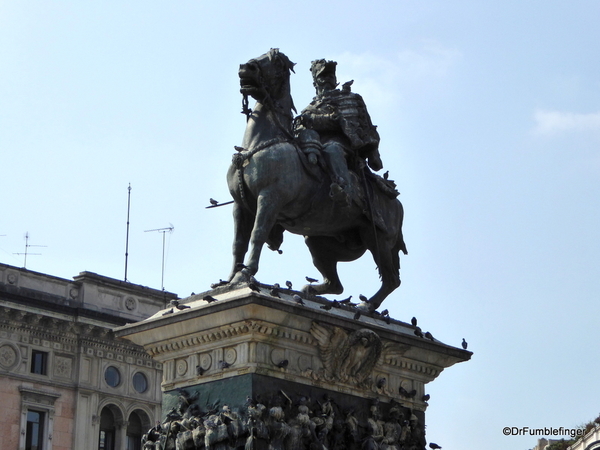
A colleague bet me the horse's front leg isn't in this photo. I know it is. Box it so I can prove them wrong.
[244,192,281,276]
[228,201,253,281]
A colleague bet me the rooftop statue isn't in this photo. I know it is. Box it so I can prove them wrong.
[225,49,407,312]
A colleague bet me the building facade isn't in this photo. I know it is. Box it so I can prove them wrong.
[568,426,600,450]
[0,263,178,450]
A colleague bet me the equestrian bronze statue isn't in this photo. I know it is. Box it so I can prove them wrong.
[225,49,407,312]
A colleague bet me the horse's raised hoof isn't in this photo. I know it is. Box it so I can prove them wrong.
[356,302,371,312]
[301,285,317,297]
[300,281,343,298]
[210,279,229,289]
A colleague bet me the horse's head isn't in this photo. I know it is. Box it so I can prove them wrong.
[239,49,295,113]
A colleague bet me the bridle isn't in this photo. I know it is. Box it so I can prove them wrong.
[240,59,295,141]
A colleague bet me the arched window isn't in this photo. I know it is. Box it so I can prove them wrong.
[126,410,148,450]
[98,407,116,450]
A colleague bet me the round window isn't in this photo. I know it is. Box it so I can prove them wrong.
[132,372,148,393]
[104,366,121,387]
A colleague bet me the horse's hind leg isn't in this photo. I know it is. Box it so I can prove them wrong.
[362,232,401,312]
[302,236,366,296]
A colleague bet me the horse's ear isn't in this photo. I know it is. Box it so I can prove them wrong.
[269,48,295,74]
[281,54,296,73]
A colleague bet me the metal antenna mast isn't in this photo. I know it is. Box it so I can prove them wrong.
[14,232,46,269]
[144,224,174,290]
[124,183,132,282]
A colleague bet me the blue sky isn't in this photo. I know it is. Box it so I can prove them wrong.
[2,2,599,448]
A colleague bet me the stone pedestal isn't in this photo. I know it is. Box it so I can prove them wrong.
[115,284,471,450]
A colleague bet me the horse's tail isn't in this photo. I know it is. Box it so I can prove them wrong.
[397,201,408,256]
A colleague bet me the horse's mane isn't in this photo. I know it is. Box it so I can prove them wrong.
[267,48,296,116]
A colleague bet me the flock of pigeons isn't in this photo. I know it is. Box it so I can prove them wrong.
[163,276,470,354]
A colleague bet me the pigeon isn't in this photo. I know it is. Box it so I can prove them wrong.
[305,276,318,284]
[162,308,174,315]
[276,360,289,369]
[286,280,293,289]
[339,295,353,304]
[422,394,430,402]
[209,198,219,206]
[424,332,434,341]
[462,338,468,350]
[429,444,442,449]
[414,327,424,338]
[331,300,341,308]
[378,309,391,324]
[359,294,369,303]
[196,366,205,376]
[170,299,190,310]
[219,360,231,369]
[293,294,305,306]
[353,310,362,321]
[383,171,389,180]
[407,389,417,398]
[320,303,333,311]
[399,386,409,397]
[270,286,281,298]
[248,282,261,292]
[376,378,387,388]
[203,295,218,303]
[411,317,417,327]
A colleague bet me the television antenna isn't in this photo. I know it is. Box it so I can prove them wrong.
[14,232,47,269]
[144,224,174,290]
[124,183,132,282]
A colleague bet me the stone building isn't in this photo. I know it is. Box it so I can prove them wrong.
[0,262,178,450]
[567,425,600,450]
[533,438,562,450]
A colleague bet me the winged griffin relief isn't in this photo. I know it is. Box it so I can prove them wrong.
[309,322,409,388]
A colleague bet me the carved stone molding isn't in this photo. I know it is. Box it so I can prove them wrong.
[310,323,383,387]
[19,386,61,406]
[0,341,20,370]
[54,355,73,378]
[146,320,314,358]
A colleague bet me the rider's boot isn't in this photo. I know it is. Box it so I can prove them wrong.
[330,178,350,205]
[323,144,352,206]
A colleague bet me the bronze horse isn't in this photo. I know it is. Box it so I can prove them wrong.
[226,49,406,311]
